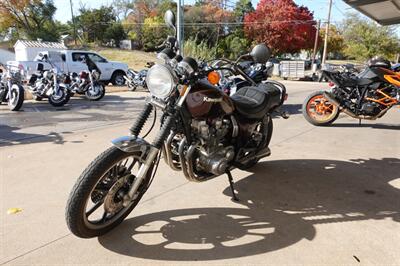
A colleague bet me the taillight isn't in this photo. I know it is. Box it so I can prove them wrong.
[328,82,335,87]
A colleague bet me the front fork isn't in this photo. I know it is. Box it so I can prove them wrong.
[116,102,174,206]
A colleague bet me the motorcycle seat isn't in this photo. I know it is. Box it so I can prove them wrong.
[231,83,281,120]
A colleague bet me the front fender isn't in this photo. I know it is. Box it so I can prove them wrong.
[111,135,151,153]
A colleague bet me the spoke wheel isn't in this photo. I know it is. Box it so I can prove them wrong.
[8,84,24,111]
[66,147,154,238]
[302,91,339,126]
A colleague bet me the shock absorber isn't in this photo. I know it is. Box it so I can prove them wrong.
[130,103,153,136]
[152,115,174,149]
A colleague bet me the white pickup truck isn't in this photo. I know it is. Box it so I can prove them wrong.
[8,50,129,85]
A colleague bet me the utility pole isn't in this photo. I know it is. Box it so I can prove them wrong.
[312,20,321,67]
[177,0,184,55]
[69,0,77,46]
[322,0,333,65]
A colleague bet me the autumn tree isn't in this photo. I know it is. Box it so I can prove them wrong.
[244,0,317,55]
[0,0,61,41]
[319,25,345,59]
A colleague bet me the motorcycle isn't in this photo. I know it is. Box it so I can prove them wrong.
[27,54,71,107]
[303,57,400,126]
[65,10,288,238]
[0,63,24,111]
[210,60,274,95]
[125,62,155,91]
[69,57,105,101]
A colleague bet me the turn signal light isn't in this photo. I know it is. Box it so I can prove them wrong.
[207,71,220,85]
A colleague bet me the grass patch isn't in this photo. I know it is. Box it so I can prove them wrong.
[95,48,157,70]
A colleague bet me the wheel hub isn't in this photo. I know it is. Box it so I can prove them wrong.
[103,174,133,214]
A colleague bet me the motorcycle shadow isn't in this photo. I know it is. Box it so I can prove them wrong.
[98,158,400,261]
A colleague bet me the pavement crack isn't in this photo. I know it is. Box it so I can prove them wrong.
[1,233,71,265]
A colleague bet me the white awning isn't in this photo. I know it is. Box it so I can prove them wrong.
[343,0,400,25]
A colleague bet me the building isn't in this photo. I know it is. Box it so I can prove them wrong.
[0,48,15,64]
[14,40,67,61]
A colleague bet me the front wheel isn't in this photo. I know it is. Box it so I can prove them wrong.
[48,87,70,107]
[302,91,339,126]
[8,84,24,111]
[85,82,105,101]
[65,146,153,238]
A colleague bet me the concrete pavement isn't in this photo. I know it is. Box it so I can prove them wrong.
[1,81,399,265]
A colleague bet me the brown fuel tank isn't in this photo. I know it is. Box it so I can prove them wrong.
[185,80,234,119]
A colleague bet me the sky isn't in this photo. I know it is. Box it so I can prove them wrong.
[54,0,352,25]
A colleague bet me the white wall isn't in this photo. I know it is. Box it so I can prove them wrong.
[0,49,15,64]
[14,45,65,61]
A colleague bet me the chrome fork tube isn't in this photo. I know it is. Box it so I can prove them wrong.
[123,146,159,206]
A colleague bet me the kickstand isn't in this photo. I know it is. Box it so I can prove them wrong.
[226,170,239,202]
[359,119,362,126]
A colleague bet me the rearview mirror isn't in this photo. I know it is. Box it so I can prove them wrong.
[164,10,176,31]
[250,44,271,64]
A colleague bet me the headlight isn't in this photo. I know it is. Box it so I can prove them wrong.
[146,64,176,99]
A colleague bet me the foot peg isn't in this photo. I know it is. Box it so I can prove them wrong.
[226,170,239,202]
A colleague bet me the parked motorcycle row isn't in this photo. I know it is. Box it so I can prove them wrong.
[0,53,105,110]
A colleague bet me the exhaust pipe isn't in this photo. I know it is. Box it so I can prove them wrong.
[323,91,386,120]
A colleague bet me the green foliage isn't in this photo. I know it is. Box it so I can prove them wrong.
[0,0,60,41]
[142,16,168,51]
[76,6,117,43]
[319,25,345,58]
[184,38,217,61]
[234,0,254,22]
[217,32,251,59]
[341,13,400,61]
[105,23,127,47]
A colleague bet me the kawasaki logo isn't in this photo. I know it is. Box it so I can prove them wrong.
[203,97,223,103]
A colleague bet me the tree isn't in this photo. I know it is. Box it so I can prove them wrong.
[244,0,317,55]
[341,13,400,61]
[113,0,134,20]
[234,0,254,22]
[142,16,168,51]
[0,0,61,41]
[104,22,127,47]
[76,6,117,43]
[319,24,345,58]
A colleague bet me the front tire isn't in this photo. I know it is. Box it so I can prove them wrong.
[84,82,105,101]
[302,91,339,126]
[8,84,24,111]
[48,87,70,107]
[66,146,153,238]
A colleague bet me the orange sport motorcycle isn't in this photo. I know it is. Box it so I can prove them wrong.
[303,57,400,126]
[65,10,287,238]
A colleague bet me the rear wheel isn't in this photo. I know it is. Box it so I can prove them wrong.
[65,146,153,238]
[302,91,339,126]
[111,72,126,86]
[8,84,24,111]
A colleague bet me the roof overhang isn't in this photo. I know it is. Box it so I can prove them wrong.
[343,0,400,25]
